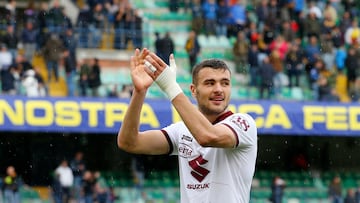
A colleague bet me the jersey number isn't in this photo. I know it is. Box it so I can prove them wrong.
[188,155,210,182]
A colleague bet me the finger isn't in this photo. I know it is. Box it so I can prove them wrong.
[130,56,136,72]
[143,61,157,80]
[144,60,157,73]
[169,54,176,71]
[148,52,167,70]
[145,55,163,72]
[139,48,149,60]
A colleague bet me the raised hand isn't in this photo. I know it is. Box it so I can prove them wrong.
[144,53,183,101]
[129,48,154,92]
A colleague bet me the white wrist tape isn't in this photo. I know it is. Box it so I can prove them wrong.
[155,66,183,101]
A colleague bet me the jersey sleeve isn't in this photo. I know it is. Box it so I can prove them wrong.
[221,113,257,148]
[161,122,183,155]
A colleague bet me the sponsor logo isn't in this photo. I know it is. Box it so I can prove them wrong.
[189,155,210,182]
[187,183,210,190]
[181,134,193,142]
[178,143,193,158]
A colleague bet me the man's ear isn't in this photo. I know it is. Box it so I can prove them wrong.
[190,84,196,97]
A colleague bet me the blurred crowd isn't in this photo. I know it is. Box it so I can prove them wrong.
[182,0,360,101]
[0,0,141,97]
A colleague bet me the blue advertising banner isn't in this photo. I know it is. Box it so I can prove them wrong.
[0,96,359,136]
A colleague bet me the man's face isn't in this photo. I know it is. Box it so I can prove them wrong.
[191,68,231,116]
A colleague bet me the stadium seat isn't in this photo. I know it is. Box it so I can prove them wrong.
[198,35,208,48]
[291,87,304,101]
[218,35,231,48]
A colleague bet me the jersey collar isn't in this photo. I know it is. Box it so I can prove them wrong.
[212,111,233,124]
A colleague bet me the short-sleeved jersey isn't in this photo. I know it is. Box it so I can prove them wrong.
[162,111,257,203]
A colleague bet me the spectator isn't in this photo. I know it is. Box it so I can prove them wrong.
[78,58,91,96]
[51,173,62,203]
[270,49,288,99]
[131,9,143,49]
[189,0,203,34]
[227,0,246,37]
[268,34,289,60]
[154,32,162,57]
[70,151,86,203]
[3,166,22,203]
[317,74,339,102]
[118,84,133,98]
[320,32,335,71]
[94,171,109,203]
[334,44,347,71]
[82,170,95,203]
[269,176,286,203]
[328,175,343,203]
[185,30,201,72]
[61,28,77,56]
[307,1,322,19]
[34,67,47,96]
[202,0,218,36]
[88,58,102,97]
[48,0,65,33]
[91,3,107,48]
[216,0,229,37]
[42,33,64,82]
[345,46,358,90]
[246,21,260,44]
[108,187,119,203]
[289,0,305,21]
[1,65,17,95]
[339,11,352,36]
[232,30,249,76]
[304,11,322,38]
[77,4,93,48]
[131,155,145,201]
[158,32,175,65]
[22,1,37,24]
[350,77,360,102]
[281,20,296,42]
[21,20,38,62]
[266,0,281,31]
[0,44,13,71]
[63,49,77,97]
[344,188,357,203]
[36,2,50,48]
[113,4,126,49]
[304,35,321,85]
[21,69,41,97]
[255,0,270,31]
[1,24,18,61]
[258,56,276,99]
[285,42,304,87]
[55,159,74,203]
[344,19,360,47]
[322,2,338,33]
[248,43,260,87]
[123,6,142,49]
[4,0,17,26]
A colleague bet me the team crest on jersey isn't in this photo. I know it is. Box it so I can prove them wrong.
[230,115,250,132]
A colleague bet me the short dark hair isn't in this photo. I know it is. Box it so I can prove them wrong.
[192,59,231,85]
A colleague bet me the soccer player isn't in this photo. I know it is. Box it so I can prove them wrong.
[117,48,258,203]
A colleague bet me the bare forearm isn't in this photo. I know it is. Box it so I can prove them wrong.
[172,94,214,145]
[117,90,146,150]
